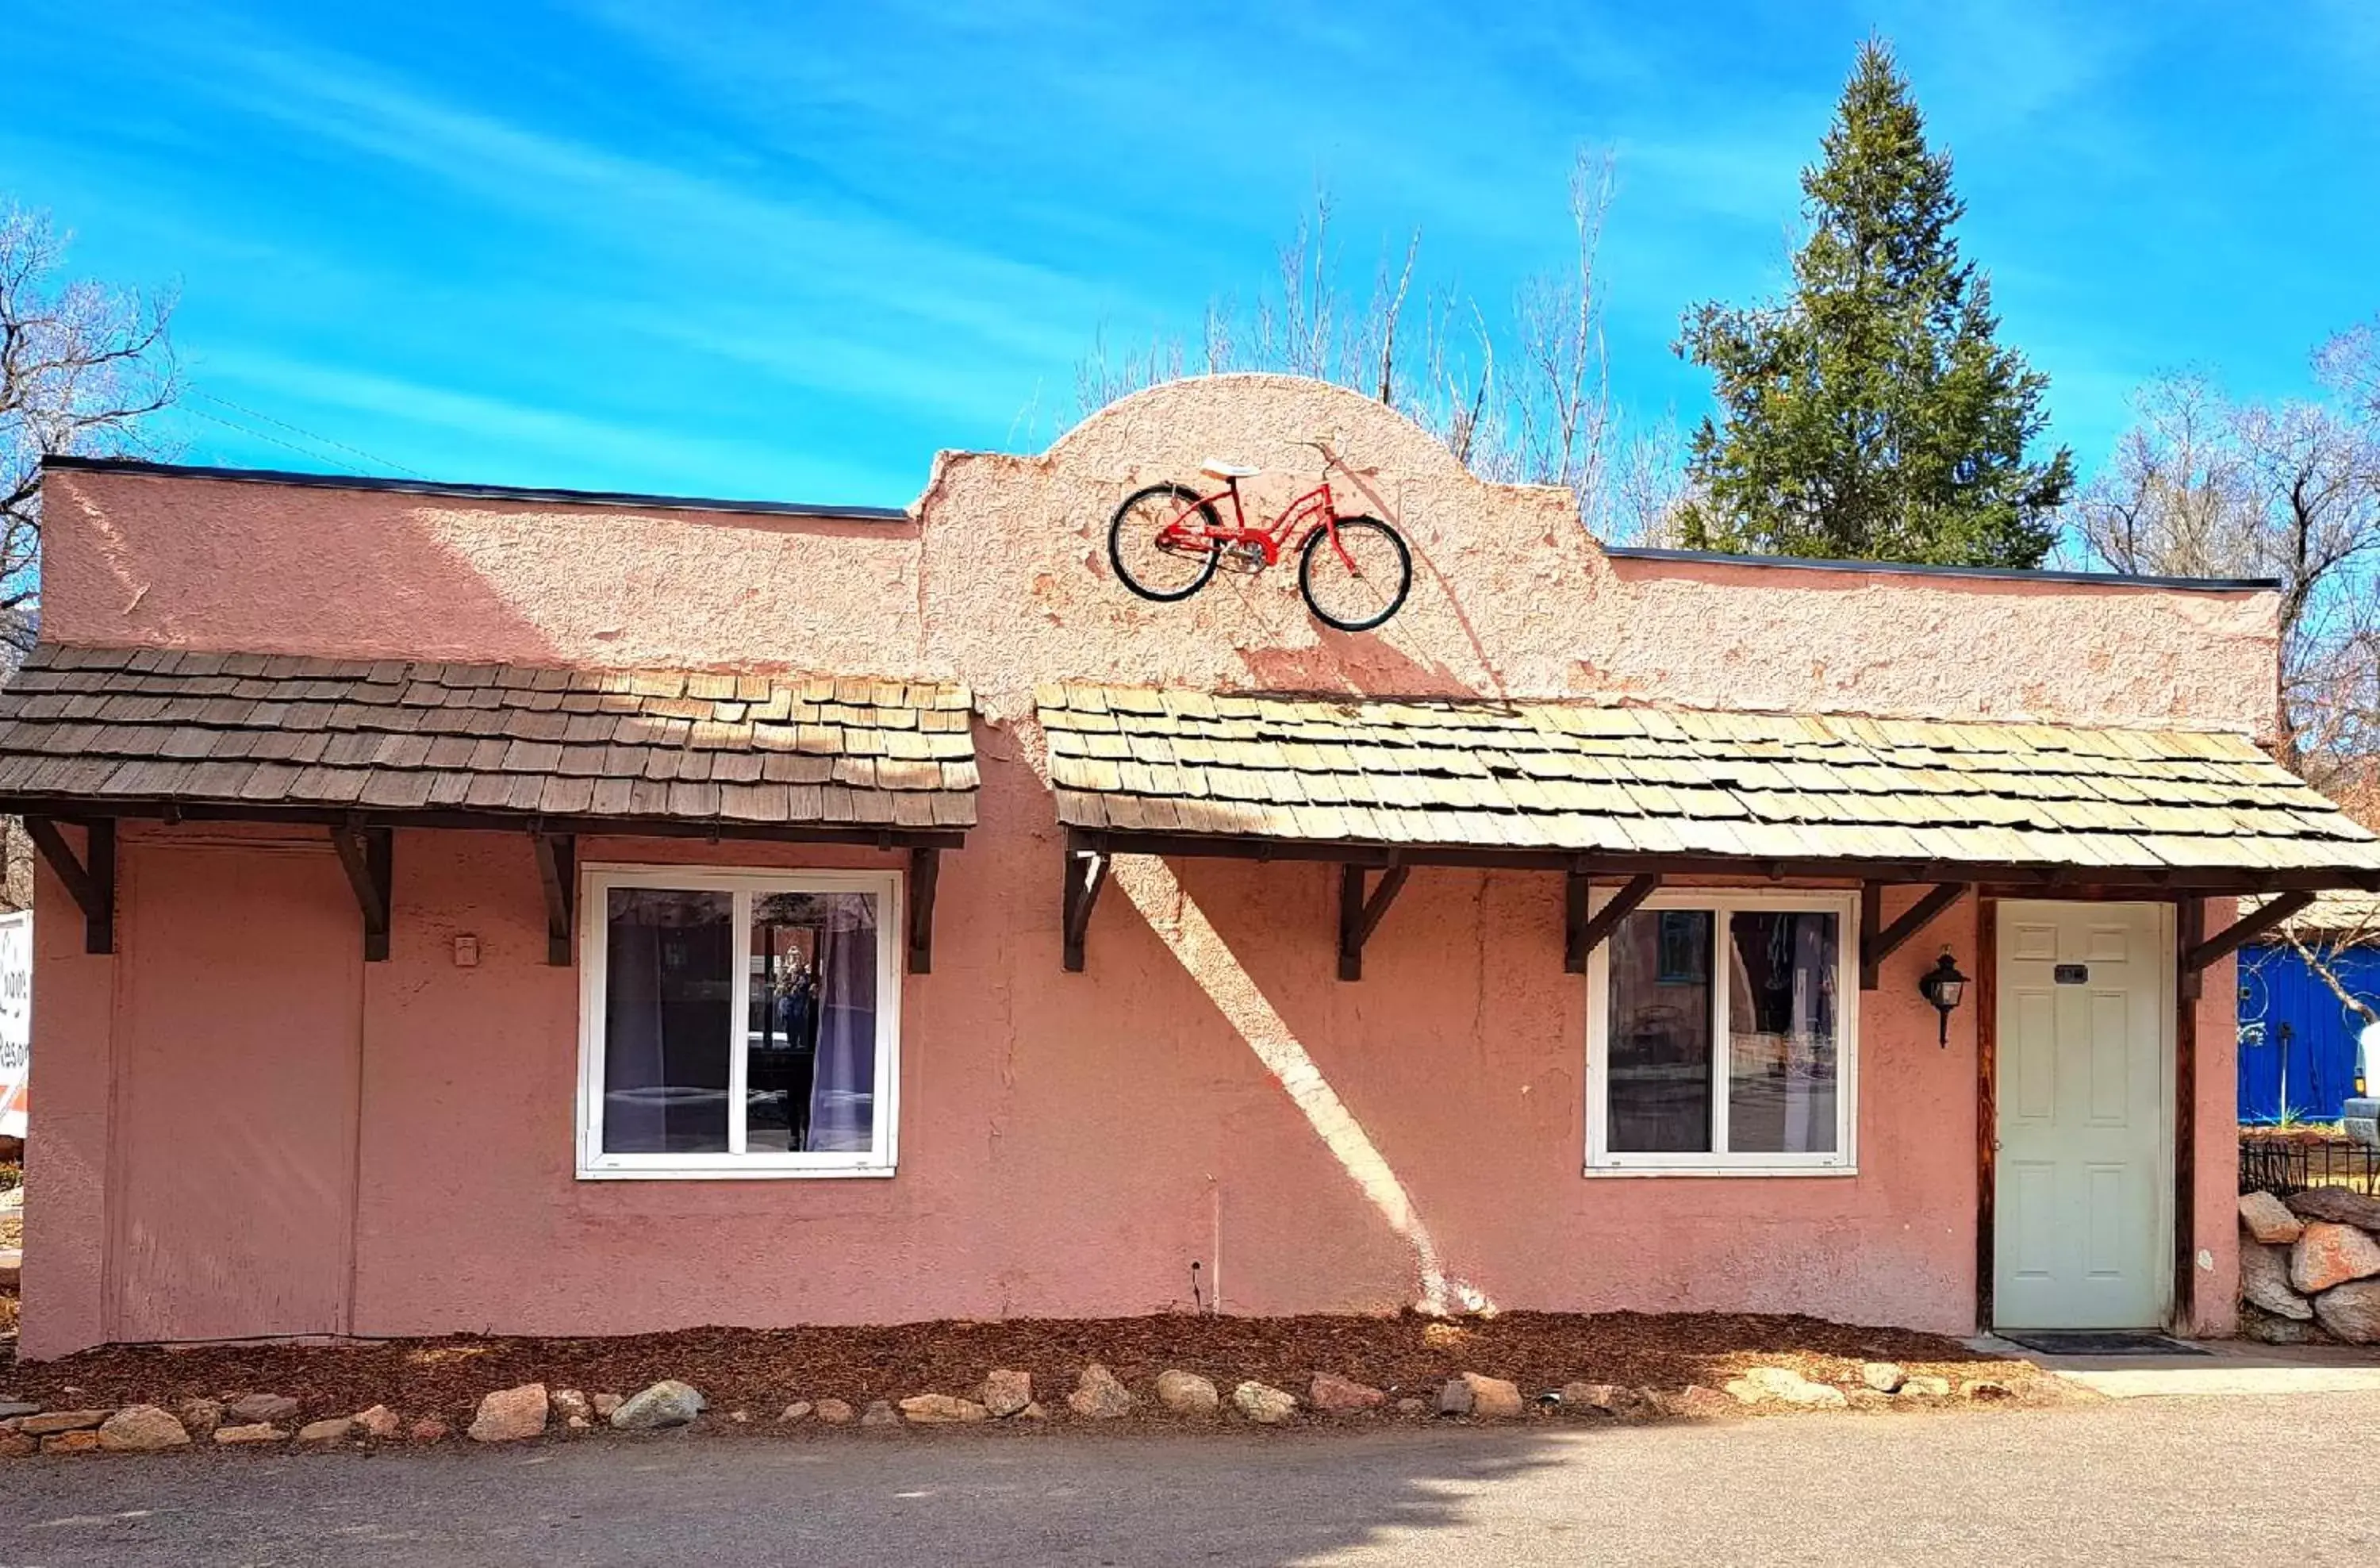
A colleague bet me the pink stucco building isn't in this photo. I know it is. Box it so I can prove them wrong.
[10,375,2378,1359]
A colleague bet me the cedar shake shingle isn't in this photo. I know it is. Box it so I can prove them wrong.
[0,644,977,833]
[1038,686,2380,879]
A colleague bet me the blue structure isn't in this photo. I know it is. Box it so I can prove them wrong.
[2239,941,2380,1124]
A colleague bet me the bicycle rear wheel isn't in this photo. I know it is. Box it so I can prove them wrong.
[1298,516,1411,632]
[1108,482,1221,602]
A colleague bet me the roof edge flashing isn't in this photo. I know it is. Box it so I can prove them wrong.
[1601,543,2278,594]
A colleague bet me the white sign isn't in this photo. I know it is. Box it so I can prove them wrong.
[0,912,28,1139]
[2363,1020,2380,1093]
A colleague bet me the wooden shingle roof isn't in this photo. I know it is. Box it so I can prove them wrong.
[0,644,977,835]
[1038,684,2380,886]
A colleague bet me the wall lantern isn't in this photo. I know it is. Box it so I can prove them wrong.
[1917,952,1970,1047]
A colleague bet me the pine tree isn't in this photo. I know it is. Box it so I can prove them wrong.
[1674,38,2072,567]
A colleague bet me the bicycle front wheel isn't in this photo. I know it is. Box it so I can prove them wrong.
[1299,516,1412,632]
[1107,482,1221,603]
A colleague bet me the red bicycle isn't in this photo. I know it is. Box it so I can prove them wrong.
[1106,444,1413,632]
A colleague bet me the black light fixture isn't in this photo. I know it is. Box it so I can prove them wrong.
[1917,952,1970,1047]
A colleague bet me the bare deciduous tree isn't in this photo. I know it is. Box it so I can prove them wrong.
[1071,150,1645,532]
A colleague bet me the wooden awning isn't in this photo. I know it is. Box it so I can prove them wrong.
[0,644,978,968]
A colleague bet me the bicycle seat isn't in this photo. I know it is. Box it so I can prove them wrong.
[1200,458,1261,480]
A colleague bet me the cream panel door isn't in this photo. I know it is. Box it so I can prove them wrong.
[1994,901,2169,1330]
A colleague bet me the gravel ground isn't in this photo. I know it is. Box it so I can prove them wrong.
[5,1390,2379,1566]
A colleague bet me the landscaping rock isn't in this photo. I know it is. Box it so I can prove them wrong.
[1861,1362,1906,1394]
[178,1397,223,1438]
[2291,1220,2380,1293]
[1557,1382,1634,1416]
[1902,1375,1953,1397]
[1307,1373,1384,1413]
[1436,1378,1474,1417]
[355,1405,402,1440]
[98,1406,191,1452]
[20,1409,106,1435]
[1155,1370,1219,1416]
[0,1401,38,1420]
[900,1394,989,1424]
[1232,1382,1298,1425]
[591,1393,624,1420]
[2242,1240,2315,1319]
[1019,1401,1049,1420]
[860,1400,899,1428]
[44,1429,103,1455]
[1395,1397,1428,1416]
[551,1389,592,1425]
[779,1401,814,1423]
[1066,1362,1133,1419]
[2239,1190,2305,1245]
[981,1370,1032,1419]
[2314,1277,2380,1343]
[2286,1187,2380,1231]
[468,1384,550,1443]
[298,1416,357,1445]
[612,1380,704,1432]
[814,1399,855,1425]
[227,1393,299,1425]
[1725,1366,1848,1408]
[2240,1303,2325,1344]
[214,1423,286,1446]
[408,1419,449,1443]
[0,1431,36,1459]
[1453,1373,1522,1419]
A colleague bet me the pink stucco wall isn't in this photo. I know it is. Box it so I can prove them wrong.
[21,376,2267,1355]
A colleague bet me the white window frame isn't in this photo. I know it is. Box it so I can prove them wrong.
[575,863,902,1181]
[1584,886,1860,1177]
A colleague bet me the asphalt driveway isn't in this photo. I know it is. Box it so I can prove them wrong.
[6,1393,2378,1566]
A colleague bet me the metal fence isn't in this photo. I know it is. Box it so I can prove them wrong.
[2239,1134,2380,1197]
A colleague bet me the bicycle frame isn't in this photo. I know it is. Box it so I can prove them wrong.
[1158,479,1344,568]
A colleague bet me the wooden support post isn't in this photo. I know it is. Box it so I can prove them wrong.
[2175,897,2202,1332]
[25,816,114,955]
[1061,844,1107,973]
[1567,873,1661,972]
[331,824,393,963]
[532,832,576,967]
[1859,882,1971,991]
[1564,867,1592,973]
[1974,897,1998,1332]
[1336,862,1411,982]
[906,846,939,974]
[2177,895,2205,1003]
[2183,889,2314,978]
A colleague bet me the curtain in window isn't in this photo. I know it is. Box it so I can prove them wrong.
[806,894,880,1152]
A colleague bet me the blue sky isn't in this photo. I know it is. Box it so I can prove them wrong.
[8,0,2378,511]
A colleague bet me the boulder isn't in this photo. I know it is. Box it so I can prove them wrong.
[900,1394,989,1424]
[2238,1190,2305,1245]
[0,1401,39,1420]
[1231,1382,1298,1425]
[859,1401,899,1428]
[1453,1374,1522,1419]
[2242,1240,2315,1319]
[227,1393,299,1425]
[1154,1370,1219,1416]
[298,1417,357,1445]
[178,1398,224,1438]
[1557,1382,1635,1416]
[591,1393,624,1420]
[981,1370,1032,1419]
[213,1423,287,1445]
[43,1430,103,1455]
[611,1380,704,1432]
[1861,1362,1906,1394]
[2290,1221,2380,1294]
[1395,1397,1429,1416]
[1018,1402,1049,1420]
[1066,1363,1133,1419]
[2240,1303,2326,1344]
[2314,1278,2380,1344]
[551,1389,592,1425]
[1902,1375,1953,1397]
[2286,1187,2380,1231]
[468,1384,550,1443]
[20,1409,106,1435]
[1307,1373,1384,1413]
[1723,1366,1848,1409]
[1435,1378,1473,1417]
[354,1405,402,1440]
[97,1406,191,1453]
[814,1399,856,1425]
[0,1431,35,1458]
[408,1419,450,1443]
[779,1401,814,1423]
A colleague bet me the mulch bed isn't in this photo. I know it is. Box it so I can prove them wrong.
[0,1311,2064,1428]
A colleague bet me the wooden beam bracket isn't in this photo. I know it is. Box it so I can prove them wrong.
[331,823,393,963]
[1859,882,1971,990]
[532,831,577,967]
[2184,889,2314,977]
[25,816,114,954]
[1337,861,1411,982]
[1566,872,1662,973]
[1061,844,1107,973]
[906,845,940,974]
